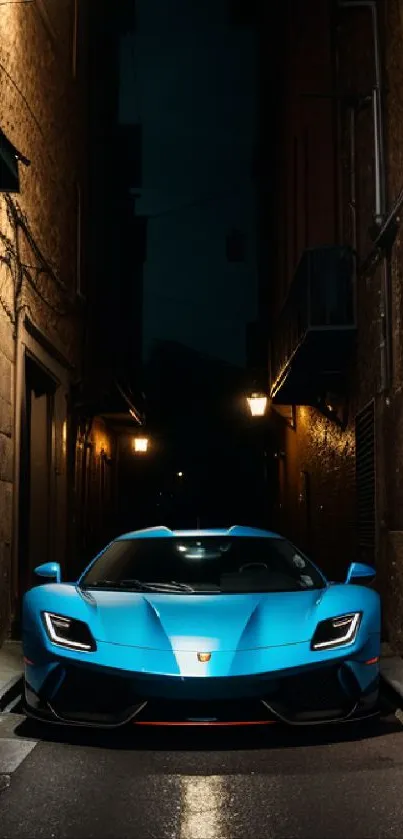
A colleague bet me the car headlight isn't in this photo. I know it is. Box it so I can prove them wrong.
[311,612,361,650]
[42,612,96,652]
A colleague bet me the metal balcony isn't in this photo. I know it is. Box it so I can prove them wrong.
[270,246,356,405]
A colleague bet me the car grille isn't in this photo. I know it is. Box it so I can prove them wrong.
[278,666,349,710]
[50,664,142,722]
[44,662,360,726]
[266,664,359,722]
[136,699,273,724]
[49,665,275,725]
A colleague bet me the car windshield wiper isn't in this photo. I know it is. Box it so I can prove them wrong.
[80,580,121,589]
[81,579,195,593]
[119,579,196,593]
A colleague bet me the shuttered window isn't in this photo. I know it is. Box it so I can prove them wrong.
[355,401,376,563]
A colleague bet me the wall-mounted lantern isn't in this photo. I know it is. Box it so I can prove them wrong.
[133,436,149,454]
[246,391,268,417]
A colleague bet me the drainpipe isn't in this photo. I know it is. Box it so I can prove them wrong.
[10,213,24,630]
[338,0,390,392]
[349,107,357,253]
[11,309,23,629]
[338,1,385,221]
[346,105,359,327]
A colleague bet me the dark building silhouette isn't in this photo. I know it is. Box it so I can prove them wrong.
[263,0,403,648]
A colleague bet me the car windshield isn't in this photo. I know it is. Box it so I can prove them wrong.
[79,536,325,593]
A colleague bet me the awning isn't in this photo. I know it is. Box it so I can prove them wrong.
[0,128,30,193]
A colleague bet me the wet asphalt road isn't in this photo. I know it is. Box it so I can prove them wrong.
[1,699,403,839]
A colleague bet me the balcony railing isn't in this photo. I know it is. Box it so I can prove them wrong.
[270,246,356,404]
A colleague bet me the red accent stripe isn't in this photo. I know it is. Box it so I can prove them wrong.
[134,719,276,727]
[23,657,35,666]
[364,656,380,665]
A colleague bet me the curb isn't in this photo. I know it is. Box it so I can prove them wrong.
[380,648,403,700]
[380,642,403,701]
[0,675,23,712]
[380,673,403,702]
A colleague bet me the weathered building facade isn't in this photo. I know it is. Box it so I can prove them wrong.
[0,0,90,642]
[266,0,403,648]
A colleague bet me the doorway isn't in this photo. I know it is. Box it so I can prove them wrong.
[18,354,57,599]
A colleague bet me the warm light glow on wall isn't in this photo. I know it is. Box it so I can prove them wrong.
[296,405,355,456]
[62,420,67,457]
[94,433,109,457]
[0,0,34,119]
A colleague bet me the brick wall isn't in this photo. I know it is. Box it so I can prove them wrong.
[0,1,88,641]
[269,0,357,581]
[378,0,403,647]
[272,406,357,582]
[268,0,403,645]
[275,0,337,312]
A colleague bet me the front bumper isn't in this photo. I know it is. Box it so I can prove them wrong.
[24,657,380,729]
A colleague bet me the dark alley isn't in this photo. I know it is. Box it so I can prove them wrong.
[1,0,403,837]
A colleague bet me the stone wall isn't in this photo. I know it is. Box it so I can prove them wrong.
[0,1,88,642]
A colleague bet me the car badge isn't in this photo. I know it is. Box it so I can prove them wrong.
[197,652,211,663]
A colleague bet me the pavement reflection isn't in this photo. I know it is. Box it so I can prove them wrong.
[179,776,229,839]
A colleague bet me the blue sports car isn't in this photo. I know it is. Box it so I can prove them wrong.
[22,526,381,728]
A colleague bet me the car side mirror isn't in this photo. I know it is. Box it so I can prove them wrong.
[345,562,375,586]
[34,562,61,584]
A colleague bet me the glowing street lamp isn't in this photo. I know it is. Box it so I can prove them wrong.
[133,436,149,453]
[247,392,268,417]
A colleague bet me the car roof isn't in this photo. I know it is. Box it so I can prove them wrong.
[117,525,282,541]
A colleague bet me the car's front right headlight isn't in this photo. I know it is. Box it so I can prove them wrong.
[42,612,96,652]
[311,612,361,650]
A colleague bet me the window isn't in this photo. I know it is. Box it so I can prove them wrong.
[79,536,325,593]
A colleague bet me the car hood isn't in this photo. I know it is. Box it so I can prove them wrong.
[24,582,379,653]
[75,586,327,651]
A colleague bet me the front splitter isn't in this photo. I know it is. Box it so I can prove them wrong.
[134,718,277,727]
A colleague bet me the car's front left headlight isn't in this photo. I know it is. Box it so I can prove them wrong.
[311,612,361,650]
[42,612,97,652]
